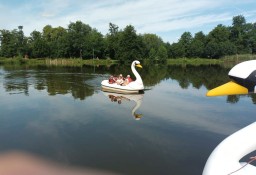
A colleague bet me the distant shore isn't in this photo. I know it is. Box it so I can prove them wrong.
[166,54,256,68]
[0,54,255,67]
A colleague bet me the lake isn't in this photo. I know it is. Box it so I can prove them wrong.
[0,63,255,175]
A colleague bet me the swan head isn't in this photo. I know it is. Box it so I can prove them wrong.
[132,60,142,68]
[129,60,144,90]
[206,60,256,96]
[134,113,143,120]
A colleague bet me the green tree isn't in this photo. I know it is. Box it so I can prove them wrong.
[67,21,92,58]
[168,42,185,58]
[116,25,144,62]
[250,23,256,54]
[42,25,69,58]
[17,26,28,57]
[205,24,235,58]
[242,23,256,54]
[0,29,17,57]
[230,15,248,54]
[0,27,29,58]
[204,40,220,58]
[86,28,105,59]
[149,48,157,59]
[178,32,192,57]
[28,31,49,58]
[157,45,168,61]
[106,23,120,59]
[53,27,70,58]
[187,31,206,58]
[142,33,165,60]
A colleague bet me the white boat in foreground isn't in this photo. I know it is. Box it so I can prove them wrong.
[203,122,256,175]
[204,60,256,175]
[101,60,144,94]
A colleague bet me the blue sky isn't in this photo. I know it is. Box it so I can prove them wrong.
[0,0,255,43]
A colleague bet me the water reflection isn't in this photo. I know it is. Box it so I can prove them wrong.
[1,64,256,104]
[0,64,255,175]
[102,91,144,120]
[2,66,95,100]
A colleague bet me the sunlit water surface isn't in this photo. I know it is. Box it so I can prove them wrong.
[0,65,255,175]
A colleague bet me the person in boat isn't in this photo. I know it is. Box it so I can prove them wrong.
[127,75,133,82]
[108,76,116,84]
[116,74,124,85]
[122,75,133,86]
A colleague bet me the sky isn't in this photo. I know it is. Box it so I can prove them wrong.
[0,0,255,43]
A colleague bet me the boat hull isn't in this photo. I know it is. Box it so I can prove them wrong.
[101,80,144,94]
[203,122,256,175]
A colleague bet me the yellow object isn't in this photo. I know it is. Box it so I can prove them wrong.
[206,81,248,96]
[136,64,142,68]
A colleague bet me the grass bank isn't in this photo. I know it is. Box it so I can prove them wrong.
[167,58,223,66]
[222,54,256,62]
[0,58,117,67]
[166,54,256,67]
[0,54,255,67]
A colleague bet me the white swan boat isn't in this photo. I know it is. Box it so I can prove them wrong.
[203,60,256,175]
[203,122,256,175]
[103,91,144,120]
[101,60,144,94]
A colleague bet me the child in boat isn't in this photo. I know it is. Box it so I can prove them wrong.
[108,76,115,84]
[116,74,124,85]
[122,75,133,86]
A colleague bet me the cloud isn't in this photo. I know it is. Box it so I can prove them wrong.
[0,0,255,43]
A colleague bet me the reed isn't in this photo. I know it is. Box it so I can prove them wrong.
[0,58,117,67]
[167,58,223,66]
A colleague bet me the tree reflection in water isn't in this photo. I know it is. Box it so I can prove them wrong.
[1,63,256,104]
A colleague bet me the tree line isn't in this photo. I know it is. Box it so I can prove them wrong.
[0,15,255,61]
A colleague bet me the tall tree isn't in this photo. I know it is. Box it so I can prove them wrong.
[168,42,185,58]
[230,15,248,53]
[28,31,49,58]
[157,45,168,61]
[86,28,105,59]
[187,31,206,58]
[116,25,144,62]
[106,23,120,59]
[67,21,92,58]
[205,24,235,58]
[42,25,69,58]
[142,34,165,60]
[17,26,27,57]
[178,32,192,57]
[0,29,17,57]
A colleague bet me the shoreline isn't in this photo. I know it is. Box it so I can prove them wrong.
[0,54,255,67]
[0,58,118,67]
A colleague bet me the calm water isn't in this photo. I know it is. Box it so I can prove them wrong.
[0,63,255,175]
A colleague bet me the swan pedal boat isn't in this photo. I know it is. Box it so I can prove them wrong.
[203,122,256,175]
[101,60,144,94]
[203,60,256,175]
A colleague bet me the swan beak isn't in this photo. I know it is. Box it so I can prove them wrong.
[134,113,143,120]
[206,81,248,97]
[136,64,142,68]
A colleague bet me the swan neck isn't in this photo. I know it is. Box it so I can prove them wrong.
[132,64,142,83]
[132,99,142,115]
